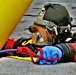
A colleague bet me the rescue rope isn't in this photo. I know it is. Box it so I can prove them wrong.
[0,47,58,64]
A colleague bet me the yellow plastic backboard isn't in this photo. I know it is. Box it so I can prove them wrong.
[0,0,33,49]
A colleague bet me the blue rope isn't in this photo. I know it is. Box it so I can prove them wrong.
[0,49,17,53]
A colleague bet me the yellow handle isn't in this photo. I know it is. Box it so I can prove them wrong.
[0,0,33,49]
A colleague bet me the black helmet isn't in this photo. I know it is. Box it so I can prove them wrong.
[35,3,72,26]
[29,3,73,45]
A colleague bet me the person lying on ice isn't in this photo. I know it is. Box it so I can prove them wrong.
[1,3,76,58]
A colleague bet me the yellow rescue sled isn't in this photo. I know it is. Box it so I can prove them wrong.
[0,0,33,49]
